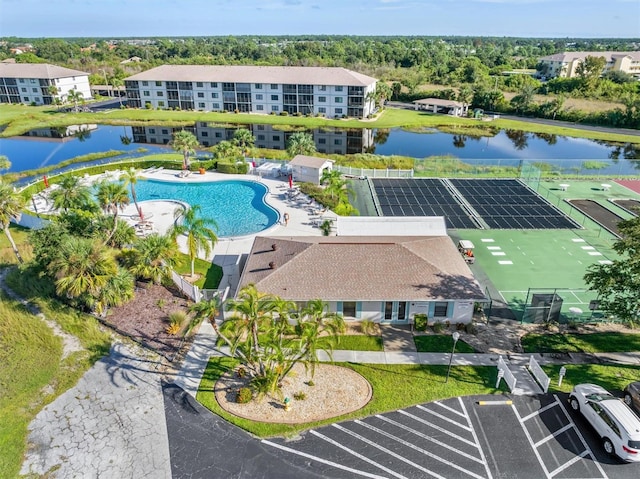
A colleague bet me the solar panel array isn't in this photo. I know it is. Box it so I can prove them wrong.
[372,178,478,228]
[371,178,578,230]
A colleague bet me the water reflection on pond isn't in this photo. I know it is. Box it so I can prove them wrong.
[1,122,638,175]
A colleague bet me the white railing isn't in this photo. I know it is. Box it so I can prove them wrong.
[170,269,201,302]
[528,355,551,393]
[497,355,517,392]
[334,165,414,178]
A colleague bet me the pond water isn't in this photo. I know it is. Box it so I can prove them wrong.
[1,123,638,176]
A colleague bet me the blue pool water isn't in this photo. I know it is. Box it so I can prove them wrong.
[134,179,279,237]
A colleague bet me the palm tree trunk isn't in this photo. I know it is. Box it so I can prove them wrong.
[190,258,195,277]
[3,226,23,263]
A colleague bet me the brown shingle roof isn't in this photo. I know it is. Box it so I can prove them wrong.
[124,65,377,86]
[238,236,485,302]
[0,63,89,79]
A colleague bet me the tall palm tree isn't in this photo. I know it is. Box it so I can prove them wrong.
[170,205,218,277]
[49,175,93,212]
[187,296,221,336]
[111,77,124,107]
[171,130,199,170]
[0,182,27,263]
[286,131,316,157]
[126,233,179,284]
[212,140,241,161]
[119,168,142,217]
[49,237,118,299]
[66,89,85,112]
[95,180,130,244]
[232,128,255,157]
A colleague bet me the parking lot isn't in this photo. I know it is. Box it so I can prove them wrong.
[262,395,640,479]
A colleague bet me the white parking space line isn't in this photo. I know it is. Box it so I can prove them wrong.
[521,398,560,422]
[332,423,448,479]
[460,399,494,479]
[534,423,574,448]
[308,430,408,479]
[548,450,589,478]
[375,415,484,464]
[511,404,553,479]
[262,440,392,479]
[554,395,608,479]
[398,410,477,446]
[415,404,473,431]
[434,400,466,418]
[353,420,487,479]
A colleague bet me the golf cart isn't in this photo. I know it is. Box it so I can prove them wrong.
[458,240,475,264]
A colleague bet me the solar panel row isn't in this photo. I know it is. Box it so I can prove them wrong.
[371,178,578,230]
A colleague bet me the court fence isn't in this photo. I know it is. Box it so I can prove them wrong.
[334,165,414,178]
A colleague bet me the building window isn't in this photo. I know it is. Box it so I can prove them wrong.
[212,103,220,108]
[343,302,357,317]
[335,108,343,114]
[156,91,163,97]
[212,92,219,98]
[19,79,24,83]
[318,107,326,113]
[210,82,217,88]
[196,82,203,87]
[334,139,342,145]
[318,85,327,91]
[201,131,208,137]
[149,128,155,134]
[21,87,27,92]
[162,129,169,134]
[197,92,204,98]
[158,101,165,107]
[23,97,29,102]
[32,87,38,93]
[318,96,326,102]
[335,86,343,92]
[255,83,262,89]
[143,91,150,96]
[335,97,343,103]
[256,94,263,100]
[155,81,162,86]
[270,84,278,89]
[215,132,222,138]
[35,97,40,102]
[271,105,279,112]
[271,95,279,101]
[272,135,280,141]
[318,138,326,144]
[256,105,264,111]
[142,81,148,86]
[434,302,449,317]
[198,102,205,108]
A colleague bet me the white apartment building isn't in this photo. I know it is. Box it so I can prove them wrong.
[124,65,377,118]
[0,63,91,105]
[539,51,640,79]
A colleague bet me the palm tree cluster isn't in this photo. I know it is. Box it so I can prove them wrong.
[16,169,218,315]
[189,285,346,398]
[320,169,357,216]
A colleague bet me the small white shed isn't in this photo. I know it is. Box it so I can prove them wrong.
[288,155,333,185]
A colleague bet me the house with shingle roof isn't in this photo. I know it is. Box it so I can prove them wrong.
[124,65,377,118]
[236,233,486,324]
[288,155,333,185]
[539,51,640,79]
[0,63,91,106]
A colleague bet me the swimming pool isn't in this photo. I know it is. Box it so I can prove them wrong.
[134,179,279,237]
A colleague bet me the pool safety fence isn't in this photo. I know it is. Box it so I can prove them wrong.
[334,165,414,178]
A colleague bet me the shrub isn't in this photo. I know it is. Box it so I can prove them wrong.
[414,314,428,332]
[236,366,247,378]
[360,319,376,335]
[432,321,446,333]
[456,322,465,331]
[306,380,315,387]
[293,391,307,401]
[166,311,186,335]
[236,387,253,404]
[464,322,477,335]
[279,111,289,116]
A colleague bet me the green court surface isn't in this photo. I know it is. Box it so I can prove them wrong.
[454,228,618,321]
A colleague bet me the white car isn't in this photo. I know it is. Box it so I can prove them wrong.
[569,383,640,462]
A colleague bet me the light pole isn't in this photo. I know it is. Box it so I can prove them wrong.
[100,68,110,97]
[446,331,460,384]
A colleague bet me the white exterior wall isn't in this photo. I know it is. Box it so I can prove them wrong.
[359,301,382,321]
[13,75,90,106]
[451,301,475,323]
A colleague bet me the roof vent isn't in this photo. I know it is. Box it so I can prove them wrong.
[269,261,277,269]
[271,243,278,251]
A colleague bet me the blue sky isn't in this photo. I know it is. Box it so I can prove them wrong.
[1,0,638,38]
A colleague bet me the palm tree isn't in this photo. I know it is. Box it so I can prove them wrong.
[49,237,118,299]
[126,233,179,284]
[170,205,218,277]
[321,169,347,200]
[95,180,130,244]
[286,131,316,157]
[111,77,124,107]
[49,175,93,212]
[90,266,135,315]
[66,89,85,112]
[120,168,142,217]
[0,183,27,263]
[212,140,242,161]
[232,128,255,157]
[171,130,199,170]
[187,296,221,336]
[0,155,10,182]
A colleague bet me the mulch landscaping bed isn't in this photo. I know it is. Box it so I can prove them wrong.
[103,283,192,360]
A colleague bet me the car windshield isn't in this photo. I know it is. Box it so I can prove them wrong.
[586,393,615,402]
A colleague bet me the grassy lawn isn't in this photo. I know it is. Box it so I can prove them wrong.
[197,357,507,438]
[319,334,384,351]
[414,335,476,353]
[174,255,223,289]
[2,103,639,145]
[521,333,640,354]
[542,364,639,394]
[0,289,111,478]
[0,225,33,267]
